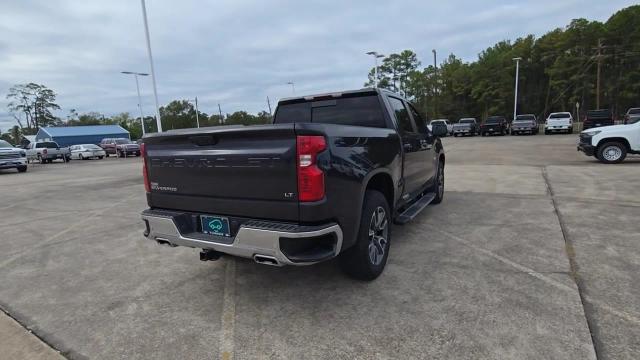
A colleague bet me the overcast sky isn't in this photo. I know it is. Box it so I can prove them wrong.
[0,0,635,132]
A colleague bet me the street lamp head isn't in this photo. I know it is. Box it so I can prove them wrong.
[121,71,149,76]
[287,81,294,85]
[366,51,376,55]
[376,54,384,58]
[512,57,522,61]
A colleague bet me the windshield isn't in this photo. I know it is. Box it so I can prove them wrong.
[628,108,640,115]
[549,113,570,119]
[459,119,475,124]
[486,117,502,124]
[115,139,132,144]
[85,144,102,150]
[431,120,447,124]
[515,115,535,121]
[0,140,13,148]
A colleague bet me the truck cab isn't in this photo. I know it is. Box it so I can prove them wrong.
[578,120,640,163]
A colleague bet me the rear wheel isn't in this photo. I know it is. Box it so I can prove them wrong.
[339,190,391,281]
[17,166,27,173]
[597,142,627,164]
[568,127,573,134]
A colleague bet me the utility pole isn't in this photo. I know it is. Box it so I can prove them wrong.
[595,38,604,109]
[267,96,272,116]
[512,57,522,121]
[432,49,437,117]
[218,104,224,124]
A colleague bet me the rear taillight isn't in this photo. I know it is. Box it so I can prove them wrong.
[296,135,326,202]
[140,143,150,193]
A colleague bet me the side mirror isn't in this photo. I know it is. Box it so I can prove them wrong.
[432,124,448,137]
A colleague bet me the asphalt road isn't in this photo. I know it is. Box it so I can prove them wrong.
[0,134,638,359]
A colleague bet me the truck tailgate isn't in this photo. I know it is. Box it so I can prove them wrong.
[143,124,299,221]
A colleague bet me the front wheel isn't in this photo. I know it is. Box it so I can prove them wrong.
[339,190,391,281]
[17,166,27,173]
[597,142,627,164]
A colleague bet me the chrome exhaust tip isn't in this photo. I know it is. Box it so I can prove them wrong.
[253,255,281,266]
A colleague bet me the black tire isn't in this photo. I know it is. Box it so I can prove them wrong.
[481,132,486,137]
[568,127,573,134]
[38,155,44,164]
[339,190,391,281]
[117,151,123,158]
[17,166,27,173]
[597,142,627,164]
[79,154,84,160]
[99,156,104,159]
[428,159,445,204]
[106,153,110,158]
[545,130,550,135]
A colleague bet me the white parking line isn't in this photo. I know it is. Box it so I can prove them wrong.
[429,226,640,327]
[0,194,136,270]
[219,259,236,360]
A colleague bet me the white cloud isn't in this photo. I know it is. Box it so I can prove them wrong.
[0,0,636,131]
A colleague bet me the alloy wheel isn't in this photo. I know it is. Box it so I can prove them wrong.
[368,206,388,266]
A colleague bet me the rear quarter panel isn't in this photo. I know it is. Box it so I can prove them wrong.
[295,122,402,249]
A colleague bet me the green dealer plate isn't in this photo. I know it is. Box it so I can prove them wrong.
[201,215,231,237]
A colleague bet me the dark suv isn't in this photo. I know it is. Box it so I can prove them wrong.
[480,116,508,136]
[100,138,141,157]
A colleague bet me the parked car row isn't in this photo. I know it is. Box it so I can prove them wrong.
[0,137,141,173]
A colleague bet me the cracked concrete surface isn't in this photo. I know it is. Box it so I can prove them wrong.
[0,134,637,359]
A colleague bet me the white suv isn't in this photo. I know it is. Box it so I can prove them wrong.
[545,112,573,134]
[578,121,640,163]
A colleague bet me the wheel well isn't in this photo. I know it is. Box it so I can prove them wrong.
[597,137,630,151]
[366,173,394,209]
[439,153,445,166]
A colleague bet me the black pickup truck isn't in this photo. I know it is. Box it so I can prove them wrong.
[583,109,613,130]
[140,89,447,280]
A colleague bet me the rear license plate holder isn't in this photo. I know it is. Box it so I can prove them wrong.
[201,215,231,237]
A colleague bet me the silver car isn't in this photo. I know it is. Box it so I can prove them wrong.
[70,144,106,160]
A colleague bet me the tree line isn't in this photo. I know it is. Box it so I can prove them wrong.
[365,5,640,122]
[3,4,638,145]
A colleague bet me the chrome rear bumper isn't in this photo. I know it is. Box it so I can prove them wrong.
[141,210,343,266]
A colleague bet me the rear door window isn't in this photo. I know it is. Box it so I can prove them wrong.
[388,97,415,133]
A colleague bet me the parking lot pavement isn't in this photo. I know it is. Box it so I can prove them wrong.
[0,135,636,359]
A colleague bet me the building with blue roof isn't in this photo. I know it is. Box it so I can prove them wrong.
[35,125,130,147]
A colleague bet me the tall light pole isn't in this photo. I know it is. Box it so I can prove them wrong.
[186,97,200,128]
[287,81,296,95]
[366,51,385,88]
[140,0,162,132]
[121,71,148,135]
[432,49,438,116]
[512,57,522,121]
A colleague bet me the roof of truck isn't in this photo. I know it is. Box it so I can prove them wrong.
[278,88,401,104]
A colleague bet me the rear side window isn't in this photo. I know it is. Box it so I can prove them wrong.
[36,142,56,148]
[408,104,426,131]
[273,95,385,128]
[388,97,415,133]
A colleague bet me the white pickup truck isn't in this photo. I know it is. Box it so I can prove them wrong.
[26,141,71,163]
[578,120,640,163]
[0,140,28,172]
